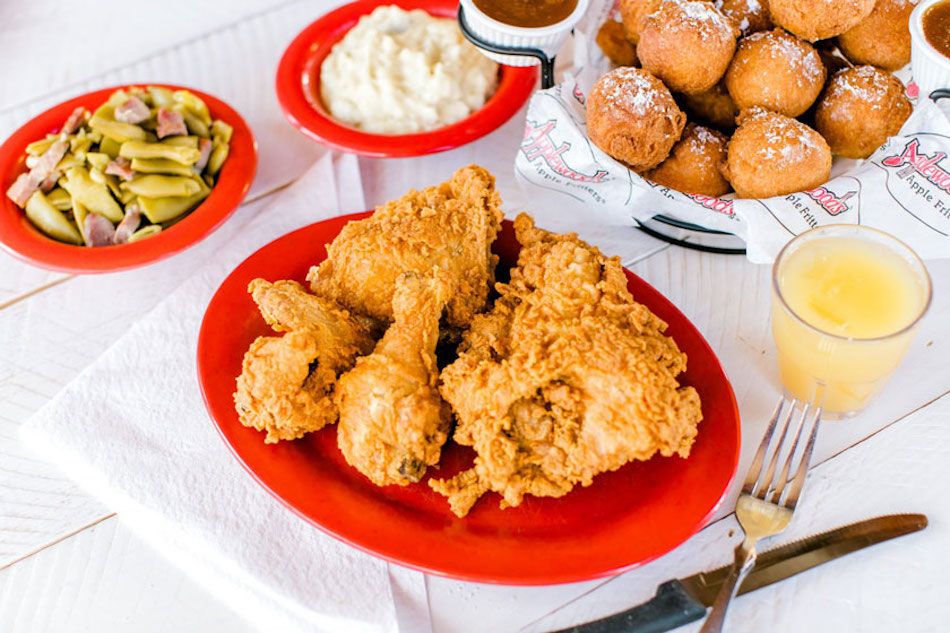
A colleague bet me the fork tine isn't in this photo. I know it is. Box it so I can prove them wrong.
[782,406,822,509]
[753,400,796,498]
[742,399,784,493]
[768,403,810,502]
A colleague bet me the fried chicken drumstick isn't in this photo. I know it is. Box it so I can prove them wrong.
[307,165,503,328]
[336,270,453,486]
[234,279,377,443]
[431,215,703,517]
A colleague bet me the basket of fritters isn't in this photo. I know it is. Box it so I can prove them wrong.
[515,0,950,262]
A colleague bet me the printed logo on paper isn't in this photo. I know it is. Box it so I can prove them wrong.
[684,193,735,217]
[804,186,856,216]
[784,177,861,227]
[521,120,610,183]
[876,136,950,232]
[881,139,950,194]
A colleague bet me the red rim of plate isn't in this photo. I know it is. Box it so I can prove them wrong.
[0,84,257,273]
[196,214,741,585]
[275,0,539,157]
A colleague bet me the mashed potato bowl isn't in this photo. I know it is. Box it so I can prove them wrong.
[276,0,539,157]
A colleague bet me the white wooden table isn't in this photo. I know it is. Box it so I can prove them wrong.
[1,3,948,632]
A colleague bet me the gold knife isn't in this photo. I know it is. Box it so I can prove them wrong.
[550,514,927,633]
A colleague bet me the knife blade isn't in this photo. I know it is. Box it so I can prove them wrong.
[549,513,927,633]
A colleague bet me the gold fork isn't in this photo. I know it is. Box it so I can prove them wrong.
[698,398,822,633]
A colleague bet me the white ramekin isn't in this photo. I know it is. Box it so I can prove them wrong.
[459,0,590,67]
[910,0,950,100]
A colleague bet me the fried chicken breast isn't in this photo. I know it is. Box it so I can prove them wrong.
[234,279,377,443]
[307,165,503,328]
[336,270,452,486]
[431,214,702,517]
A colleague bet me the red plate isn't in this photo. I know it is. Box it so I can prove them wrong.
[0,84,257,273]
[275,0,538,157]
[196,215,740,584]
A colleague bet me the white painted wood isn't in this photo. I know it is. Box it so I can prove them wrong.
[0,0,292,111]
[0,516,257,633]
[0,1,947,632]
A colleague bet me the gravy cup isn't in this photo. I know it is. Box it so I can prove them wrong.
[910,0,950,99]
[459,0,589,67]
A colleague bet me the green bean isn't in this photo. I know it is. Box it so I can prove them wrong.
[119,187,137,205]
[46,188,73,211]
[105,90,129,108]
[121,174,202,197]
[104,173,123,200]
[138,181,210,223]
[129,157,194,176]
[56,152,85,172]
[173,90,211,126]
[72,199,89,244]
[25,191,82,244]
[147,86,175,109]
[85,152,111,171]
[119,140,200,165]
[210,120,233,143]
[207,142,229,175]
[26,137,56,156]
[69,129,91,153]
[63,166,123,222]
[162,136,199,148]
[89,112,147,143]
[89,167,107,185]
[128,225,162,242]
[99,136,122,158]
[173,104,210,138]
[128,86,148,101]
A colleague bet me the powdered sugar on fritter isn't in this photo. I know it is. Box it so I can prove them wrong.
[597,67,667,115]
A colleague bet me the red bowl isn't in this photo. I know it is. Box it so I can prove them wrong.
[0,84,257,273]
[275,0,539,157]
[196,215,741,585]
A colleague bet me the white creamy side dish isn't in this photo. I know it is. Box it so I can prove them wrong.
[319,5,499,134]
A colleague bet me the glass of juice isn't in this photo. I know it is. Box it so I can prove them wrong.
[771,225,932,418]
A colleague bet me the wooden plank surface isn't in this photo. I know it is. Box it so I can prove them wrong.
[1,1,948,631]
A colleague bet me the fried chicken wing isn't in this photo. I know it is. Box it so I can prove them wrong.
[335,270,452,486]
[431,214,702,517]
[307,165,503,328]
[234,279,377,443]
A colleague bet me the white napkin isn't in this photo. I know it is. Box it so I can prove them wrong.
[20,152,430,633]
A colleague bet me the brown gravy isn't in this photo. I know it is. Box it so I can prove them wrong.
[923,0,950,59]
[473,0,578,28]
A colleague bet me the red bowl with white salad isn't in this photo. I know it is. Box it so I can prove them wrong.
[0,84,256,273]
[275,0,539,157]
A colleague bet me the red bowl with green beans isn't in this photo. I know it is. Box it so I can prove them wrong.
[0,84,257,273]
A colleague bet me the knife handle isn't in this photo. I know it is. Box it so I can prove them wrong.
[549,580,707,633]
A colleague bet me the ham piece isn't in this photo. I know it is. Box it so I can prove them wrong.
[105,156,135,181]
[82,213,116,247]
[113,96,150,124]
[62,106,87,134]
[5,140,68,207]
[156,108,187,138]
[195,137,213,171]
[112,204,142,245]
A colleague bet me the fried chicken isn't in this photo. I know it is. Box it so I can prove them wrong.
[307,165,503,328]
[234,279,377,443]
[336,270,452,486]
[431,214,703,517]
